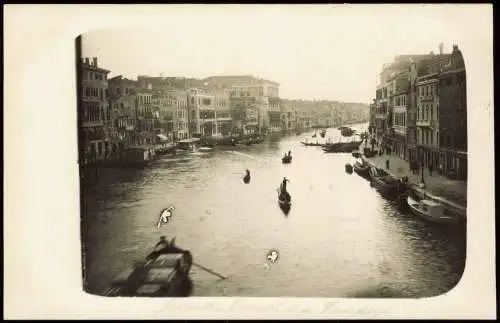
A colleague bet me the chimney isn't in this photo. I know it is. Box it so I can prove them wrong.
[92,57,98,66]
[452,44,459,52]
[85,57,90,65]
[439,43,444,55]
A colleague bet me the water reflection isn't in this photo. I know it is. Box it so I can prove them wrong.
[82,124,465,298]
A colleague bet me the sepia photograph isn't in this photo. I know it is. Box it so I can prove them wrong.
[5,3,496,319]
[78,21,468,299]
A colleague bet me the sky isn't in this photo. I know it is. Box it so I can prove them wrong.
[81,5,472,104]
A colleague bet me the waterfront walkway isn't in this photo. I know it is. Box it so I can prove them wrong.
[361,152,467,213]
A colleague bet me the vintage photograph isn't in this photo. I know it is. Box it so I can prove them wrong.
[78,15,467,298]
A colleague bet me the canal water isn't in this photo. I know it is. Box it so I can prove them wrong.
[81,123,466,298]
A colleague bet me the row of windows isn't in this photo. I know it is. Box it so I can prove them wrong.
[394,95,407,107]
[82,103,103,122]
[393,112,406,127]
[138,95,152,104]
[417,103,437,121]
[177,110,186,119]
[115,87,134,95]
[83,87,107,99]
[83,71,106,81]
[417,128,437,146]
[418,83,437,97]
[216,100,228,107]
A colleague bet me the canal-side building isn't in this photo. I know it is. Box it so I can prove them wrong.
[389,70,410,160]
[407,60,419,163]
[108,75,139,149]
[187,87,217,137]
[280,100,297,132]
[294,100,314,131]
[202,75,257,90]
[438,45,467,180]
[214,89,232,138]
[368,99,377,135]
[136,87,155,146]
[166,89,189,141]
[415,50,451,170]
[230,95,260,135]
[311,101,335,128]
[229,78,281,133]
[80,57,111,163]
[151,89,173,142]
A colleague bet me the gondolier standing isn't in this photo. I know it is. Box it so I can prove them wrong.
[280,177,289,193]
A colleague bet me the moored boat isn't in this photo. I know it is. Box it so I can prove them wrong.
[198,146,214,152]
[301,141,323,147]
[353,160,371,180]
[282,155,292,164]
[341,128,354,137]
[322,140,363,153]
[177,138,201,152]
[369,167,401,199]
[406,195,459,224]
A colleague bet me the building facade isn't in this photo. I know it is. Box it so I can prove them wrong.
[187,88,217,137]
[230,96,260,135]
[80,57,110,163]
[214,89,232,137]
[135,88,155,146]
[390,71,409,160]
[280,101,297,132]
[415,52,451,169]
[438,45,467,180]
[108,75,138,151]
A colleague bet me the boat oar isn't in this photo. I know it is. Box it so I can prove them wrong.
[193,262,227,280]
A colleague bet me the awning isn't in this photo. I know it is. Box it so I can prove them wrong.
[156,134,169,141]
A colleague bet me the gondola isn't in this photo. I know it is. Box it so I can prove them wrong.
[243,170,251,184]
[353,160,371,180]
[301,141,323,147]
[282,155,292,164]
[105,239,193,297]
[278,189,291,213]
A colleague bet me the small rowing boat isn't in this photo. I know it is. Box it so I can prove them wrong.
[406,195,459,224]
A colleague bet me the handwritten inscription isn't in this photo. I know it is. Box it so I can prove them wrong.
[154,299,385,317]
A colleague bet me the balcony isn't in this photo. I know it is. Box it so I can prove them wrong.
[82,120,104,128]
[416,119,435,127]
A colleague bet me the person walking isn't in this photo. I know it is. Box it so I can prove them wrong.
[428,163,433,176]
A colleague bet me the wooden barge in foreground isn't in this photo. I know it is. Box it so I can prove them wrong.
[105,241,193,297]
